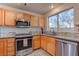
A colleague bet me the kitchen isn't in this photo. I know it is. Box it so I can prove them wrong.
[0,3,79,56]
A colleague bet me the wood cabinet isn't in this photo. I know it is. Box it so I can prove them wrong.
[0,8,45,27]
[0,39,5,56]
[0,9,5,26]
[23,13,31,20]
[5,38,16,56]
[31,15,39,27]
[31,15,45,27]
[4,10,16,26]
[46,37,56,56]
[38,16,45,28]
[16,12,24,19]
[41,36,47,51]
[32,36,41,50]
[0,38,16,56]
[32,35,56,56]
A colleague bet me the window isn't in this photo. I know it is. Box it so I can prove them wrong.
[48,15,57,28]
[58,8,74,28]
[48,8,74,32]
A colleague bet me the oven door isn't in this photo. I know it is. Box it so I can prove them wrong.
[16,38,32,51]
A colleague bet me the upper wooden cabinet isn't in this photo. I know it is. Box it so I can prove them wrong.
[0,9,5,26]
[31,15,45,27]
[31,15,39,27]
[4,10,16,26]
[16,12,24,19]
[23,13,31,20]
[0,8,45,27]
[38,16,45,28]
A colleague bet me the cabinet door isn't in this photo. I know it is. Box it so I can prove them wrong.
[23,13,31,20]
[32,36,41,50]
[5,10,16,26]
[31,15,39,27]
[38,16,45,28]
[47,37,56,56]
[41,36,47,51]
[16,12,24,19]
[0,39,4,56]
[5,38,16,56]
[0,9,5,26]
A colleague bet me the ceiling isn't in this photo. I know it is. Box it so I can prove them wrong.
[0,3,63,14]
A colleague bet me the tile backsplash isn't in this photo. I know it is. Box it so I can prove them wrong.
[0,27,41,37]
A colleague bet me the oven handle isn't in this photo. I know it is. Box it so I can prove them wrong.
[16,38,32,41]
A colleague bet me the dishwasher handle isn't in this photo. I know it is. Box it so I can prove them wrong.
[56,39,77,44]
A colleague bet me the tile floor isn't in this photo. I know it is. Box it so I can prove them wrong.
[27,49,50,56]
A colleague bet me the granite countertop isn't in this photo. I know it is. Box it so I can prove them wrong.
[42,34,79,43]
[0,33,15,38]
[0,33,79,43]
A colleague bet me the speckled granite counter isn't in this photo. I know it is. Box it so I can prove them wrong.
[0,34,79,43]
[41,34,79,43]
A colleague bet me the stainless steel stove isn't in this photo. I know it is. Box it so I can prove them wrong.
[15,34,33,56]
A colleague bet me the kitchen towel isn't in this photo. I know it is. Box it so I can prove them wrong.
[23,39,28,47]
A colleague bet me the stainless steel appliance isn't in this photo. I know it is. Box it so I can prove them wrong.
[16,19,31,27]
[56,39,78,56]
[16,34,32,56]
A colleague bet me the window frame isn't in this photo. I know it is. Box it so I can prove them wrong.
[48,7,74,32]
[48,14,58,28]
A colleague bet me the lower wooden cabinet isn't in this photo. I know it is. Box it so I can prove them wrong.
[32,35,56,56]
[5,38,16,56]
[32,36,41,50]
[41,36,47,51]
[0,38,16,56]
[46,37,56,56]
[0,39,4,56]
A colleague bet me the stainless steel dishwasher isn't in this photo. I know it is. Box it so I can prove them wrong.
[56,39,78,56]
[56,39,63,56]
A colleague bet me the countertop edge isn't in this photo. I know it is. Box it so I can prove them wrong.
[0,34,79,43]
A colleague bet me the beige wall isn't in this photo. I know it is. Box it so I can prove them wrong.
[44,3,79,33]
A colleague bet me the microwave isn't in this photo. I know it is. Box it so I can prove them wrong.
[16,19,31,27]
